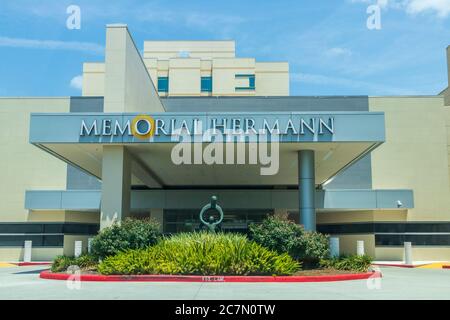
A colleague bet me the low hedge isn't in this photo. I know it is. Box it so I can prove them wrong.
[98,232,300,276]
[51,254,98,273]
[249,216,330,267]
[91,218,161,259]
[320,255,373,273]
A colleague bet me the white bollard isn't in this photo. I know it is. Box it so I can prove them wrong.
[87,238,94,254]
[24,241,32,263]
[357,240,365,256]
[74,241,83,258]
[330,237,340,258]
[404,242,413,265]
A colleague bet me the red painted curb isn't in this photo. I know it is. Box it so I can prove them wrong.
[40,270,381,283]
[443,265,450,269]
[372,263,422,268]
[16,262,51,267]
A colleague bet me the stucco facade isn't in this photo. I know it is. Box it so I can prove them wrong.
[1,25,450,262]
[83,39,289,97]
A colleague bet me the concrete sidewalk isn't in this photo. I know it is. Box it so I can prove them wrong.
[0,266,449,300]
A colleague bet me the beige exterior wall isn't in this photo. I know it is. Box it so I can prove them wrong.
[445,105,450,189]
[0,98,69,223]
[212,58,255,96]
[337,234,376,258]
[369,96,450,222]
[82,40,289,97]
[315,97,450,261]
[375,247,450,261]
[82,63,105,97]
[143,41,236,59]
[0,248,64,262]
[63,235,94,256]
[28,211,99,224]
[103,25,164,113]
[445,46,450,106]
[256,62,289,96]
[168,58,201,96]
[317,210,408,224]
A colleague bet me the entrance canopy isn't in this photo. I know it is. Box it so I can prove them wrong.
[30,111,385,188]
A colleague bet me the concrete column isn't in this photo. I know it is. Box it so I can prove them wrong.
[151,209,164,232]
[23,241,32,262]
[100,146,131,229]
[298,150,316,231]
[357,240,365,256]
[74,241,83,258]
[330,237,340,258]
[404,242,413,265]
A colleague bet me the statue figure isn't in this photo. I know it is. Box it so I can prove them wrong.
[199,196,224,233]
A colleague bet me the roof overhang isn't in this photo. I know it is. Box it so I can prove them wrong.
[25,189,413,211]
[29,111,385,187]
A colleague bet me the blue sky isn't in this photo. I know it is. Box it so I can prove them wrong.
[1,0,450,96]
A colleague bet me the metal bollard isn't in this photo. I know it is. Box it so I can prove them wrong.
[330,237,340,258]
[357,240,365,256]
[24,240,32,263]
[404,242,413,265]
[74,241,83,258]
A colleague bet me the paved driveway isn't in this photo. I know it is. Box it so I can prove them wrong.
[0,266,449,300]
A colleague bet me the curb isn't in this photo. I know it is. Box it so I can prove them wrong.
[16,262,52,267]
[372,263,423,268]
[443,265,450,269]
[40,270,381,283]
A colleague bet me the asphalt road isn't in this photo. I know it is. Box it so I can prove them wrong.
[0,266,449,300]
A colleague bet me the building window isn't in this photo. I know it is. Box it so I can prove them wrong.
[164,209,272,234]
[158,77,169,93]
[201,76,213,93]
[235,74,255,91]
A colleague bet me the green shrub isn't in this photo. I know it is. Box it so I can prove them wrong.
[91,218,161,259]
[51,254,98,273]
[249,216,330,267]
[73,254,98,270]
[51,255,76,273]
[249,216,303,255]
[297,230,330,268]
[98,232,300,276]
[320,254,373,273]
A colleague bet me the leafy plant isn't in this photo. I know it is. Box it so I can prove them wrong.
[320,255,373,273]
[249,216,330,267]
[51,254,98,273]
[91,218,161,259]
[98,232,300,276]
[296,230,330,268]
[51,255,76,273]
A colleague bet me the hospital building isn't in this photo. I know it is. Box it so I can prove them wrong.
[1,24,450,261]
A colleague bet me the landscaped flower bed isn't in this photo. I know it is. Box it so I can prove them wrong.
[46,217,376,280]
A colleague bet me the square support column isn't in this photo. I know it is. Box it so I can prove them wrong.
[298,150,316,231]
[100,146,131,229]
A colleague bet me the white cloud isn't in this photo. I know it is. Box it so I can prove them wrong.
[350,0,450,17]
[405,0,450,17]
[70,75,83,91]
[325,47,353,57]
[0,36,104,55]
[349,0,388,8]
